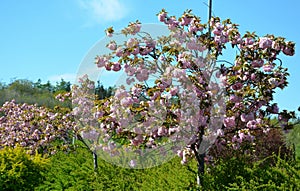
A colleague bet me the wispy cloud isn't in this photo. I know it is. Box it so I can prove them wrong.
[78,0,129,25]
[48,73,77,84]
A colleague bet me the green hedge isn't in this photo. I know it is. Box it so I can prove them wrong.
[36,147,197,191]
[2,145,298,190]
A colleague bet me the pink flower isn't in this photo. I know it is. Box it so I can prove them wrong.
[120,97,133,107]
[272,41,282,51]
[145,38,156,48]
[128,23,141,35]
[250,73,257,81]
[259,37,273,49]
[263,64,273,72]
[157,127,166,136]
[106,30,113,37]
[244,38,254,45]
[212,28,222,36]
[216,129,224,137]
[115,88,128,99]
[251,59,264,68]
[278,115,288,122]
[238,131,246,139]
[268,78,279,88]
[170,86,179,96]
[177,150,183,158]
[241,112,254,122]
[129,160,136,167]
[220,35,229,43]
[116,127,123,134]
[246,120,258,129]
[263,128,271,134]
[216,22,224,29]
[107,41,117,50]
[232,135,238,142]
[186,40,197,50]
[168,127,178,135]
[231,82,243,90]
[158,12,167,22]
[180,15,192,26]
[55,94,64,102]
[223,116,235,128]
[124,64,136,76]
[232,144,240,150]
[139,46,153,55]
[115,47,123,57]
[167,17,179,30]
[95,56,107,68]
[131,86,142,96]
[105,63,111,71]
[282,46,294,56]
[188,25,198,33]
[132,47,139,55]
[136,69,149,81]
[112,62,121,72]
[220,75,228,86]
[126,77,135,85]
[126,38,138,48]
[158,78,172,89]
[242,74,248,81]
[150,92,160,101]
[94,111,104,118]
[229,95,242,103]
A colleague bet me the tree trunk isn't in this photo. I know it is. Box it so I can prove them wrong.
[93,150,98,171]
[196,152,206,187]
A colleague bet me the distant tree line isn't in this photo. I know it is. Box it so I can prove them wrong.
[0,78,114,109]
[94,80,115,100]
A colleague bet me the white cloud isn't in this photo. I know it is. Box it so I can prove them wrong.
[78,0,129,25]
[48,73,77,84]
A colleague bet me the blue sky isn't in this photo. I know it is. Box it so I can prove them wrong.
[0,0,299,112]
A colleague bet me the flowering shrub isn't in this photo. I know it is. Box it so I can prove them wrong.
[209,128,294,165]
[0,100,75,155]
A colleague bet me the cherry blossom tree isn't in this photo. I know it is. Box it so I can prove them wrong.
[71,9,296,186]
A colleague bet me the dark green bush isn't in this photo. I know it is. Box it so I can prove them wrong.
[0,146,48,191]
[286,123,300,161]
[201,155,300,191]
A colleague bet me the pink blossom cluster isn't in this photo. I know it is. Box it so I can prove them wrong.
[0,100,74,155]
[231,129,255,150]
[55,92,71,102]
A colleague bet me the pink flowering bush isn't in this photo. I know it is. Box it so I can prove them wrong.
[0,100,75,155]
[209,128,294,166]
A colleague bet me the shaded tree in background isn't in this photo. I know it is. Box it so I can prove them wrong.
[0,78,113,109]
[94,80,115,100]
[54,79,71,93]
